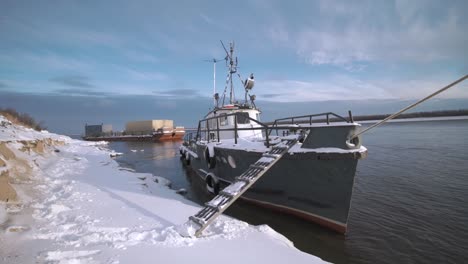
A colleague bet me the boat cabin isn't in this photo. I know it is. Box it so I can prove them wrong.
[204,104,263,141]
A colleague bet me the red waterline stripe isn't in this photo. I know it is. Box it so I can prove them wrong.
[239,196,347,234]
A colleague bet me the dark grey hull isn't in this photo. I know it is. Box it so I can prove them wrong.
[184,142,366,233]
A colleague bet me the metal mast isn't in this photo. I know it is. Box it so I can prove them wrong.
[204,58,223,107]
[221,40,238,105]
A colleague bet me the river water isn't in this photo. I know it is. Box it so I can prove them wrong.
[108,119,468,264]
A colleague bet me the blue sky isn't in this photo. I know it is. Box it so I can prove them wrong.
[0,0,467,133]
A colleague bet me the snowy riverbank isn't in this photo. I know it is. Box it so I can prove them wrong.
[0,115,326,264]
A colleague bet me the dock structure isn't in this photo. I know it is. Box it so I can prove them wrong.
[125,120,174,135]
[85,123,113,137]
[83,119,185,142]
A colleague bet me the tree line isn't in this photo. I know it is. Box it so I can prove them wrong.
[0,108,46,131]
[352,109,468,121]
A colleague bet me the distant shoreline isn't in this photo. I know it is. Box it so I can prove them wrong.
[357,115,468,124]
[350,109,468,122]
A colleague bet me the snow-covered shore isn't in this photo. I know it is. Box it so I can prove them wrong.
[0,115,326,264]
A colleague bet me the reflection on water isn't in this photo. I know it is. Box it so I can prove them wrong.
[109,120,468,264]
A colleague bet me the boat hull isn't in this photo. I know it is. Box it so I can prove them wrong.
[185,143,365,234]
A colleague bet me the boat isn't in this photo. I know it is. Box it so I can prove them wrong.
[179,41,367,234]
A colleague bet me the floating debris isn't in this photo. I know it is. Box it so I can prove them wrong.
[6,225,30,233]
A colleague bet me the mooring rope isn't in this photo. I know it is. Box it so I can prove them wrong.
[351,74,468,139]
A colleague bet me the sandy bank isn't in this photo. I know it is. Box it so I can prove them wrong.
[0,140,64,203]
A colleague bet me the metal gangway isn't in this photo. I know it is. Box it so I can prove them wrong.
[186,138,297,237]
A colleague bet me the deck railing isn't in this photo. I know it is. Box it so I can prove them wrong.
[188,111,354,148]
[267,112,352,136]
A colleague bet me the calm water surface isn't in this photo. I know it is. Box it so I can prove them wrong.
[109,120,468,264]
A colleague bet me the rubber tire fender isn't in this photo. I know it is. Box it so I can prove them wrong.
[204,147,216,169]
[205,174,220,195]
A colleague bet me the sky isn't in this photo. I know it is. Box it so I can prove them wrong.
[0,0,467,134]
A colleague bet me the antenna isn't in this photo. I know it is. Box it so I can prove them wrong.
[218,40,255,108]
[220,40,239,104]
[204,58,224,107]
[220,40,232,60]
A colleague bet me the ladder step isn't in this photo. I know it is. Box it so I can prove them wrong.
[189,216,205,227]
[237,175,256,182]
[235,176,251,183]
[262,154,280,159]
[271,149,283,155]
[205,195,230,209]
[194,206,217,220]
[250,164,267,170]
[257,156,276,163]
[273,145,288,150]
[220,181,247,196]
[242,167,264,177]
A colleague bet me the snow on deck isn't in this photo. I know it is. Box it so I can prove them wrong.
[0,115,327,264]
[272,121,361,127]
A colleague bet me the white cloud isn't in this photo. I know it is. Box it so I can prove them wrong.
[124,69,167,81]
[296,30,374,66]
[373,76,468,100]
[268,24,290,45]
[256,76,393,102]
[123,50,159,63]
[200,13,215,25]
[267,0,468,69]
[0,52,93,72]
[255,74,468,102]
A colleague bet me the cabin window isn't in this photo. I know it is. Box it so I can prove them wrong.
[236,112,250,124]
[220,114,228,126]
[208,119,217,129]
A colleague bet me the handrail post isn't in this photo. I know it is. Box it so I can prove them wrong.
[196,122,201,141]
[234,114,238,144]
[348,110,354,123]
[309,116,312,125]
[265,125,270,148]
[207,121,211,141]
[326,114,329,125]
[216,117,220,142]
